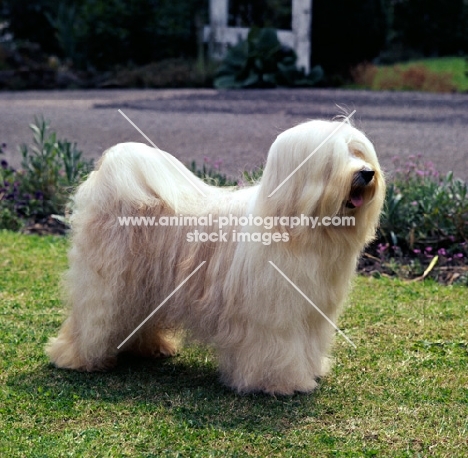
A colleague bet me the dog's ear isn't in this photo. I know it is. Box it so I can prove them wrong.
[256,127,350,218]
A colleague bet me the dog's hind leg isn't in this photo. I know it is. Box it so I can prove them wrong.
[46,316,119,372]
[46,274,179,370]
[46,261,131,371]
[46,297,123,372]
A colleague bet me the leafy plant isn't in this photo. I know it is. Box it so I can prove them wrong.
[214,28,323,89]
[381,156,468,249]
[19,117,93,217]
[45,3,80,65]
[0,118,93,230]
[0,144,40,230]
[0,176,22,231]
[189,158,237,187]
[189,157,263,187]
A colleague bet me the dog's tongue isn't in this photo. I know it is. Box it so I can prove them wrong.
[350,194,364,207]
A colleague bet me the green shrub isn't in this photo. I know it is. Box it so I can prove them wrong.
[0,118,93,229]
[214,28,323,89]
[19,117,93,217]
[189,157,263,187]
[189,158,238,187]
[380,156,468,253]
[0,143,37,230]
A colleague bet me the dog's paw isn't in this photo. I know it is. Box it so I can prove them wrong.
[141,344,177,359]
[156,340,177,358]
[225,374,319,396]
[46,336,118,372]
[259,379,318,396]
[127,334,178,359]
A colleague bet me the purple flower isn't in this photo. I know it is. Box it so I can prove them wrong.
[413,249,421,254]
[425,246,433,252]
[203,156,211,164]
[1,160,8,169]
[378,243,389,252]
[411,201,418,206]
[454,253,464,258]
[437,248,447,256]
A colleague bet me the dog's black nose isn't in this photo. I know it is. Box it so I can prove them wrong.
[360,170,375,185]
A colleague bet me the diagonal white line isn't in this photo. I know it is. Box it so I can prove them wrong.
[118,109,206,197]
[268,110,356,198]
[117,261,206,349]
[268,261,357,348]
[118,108,161,150]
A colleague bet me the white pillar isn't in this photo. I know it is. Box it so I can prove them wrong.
[206,0,312,74]
[209,0,229,59]
[292,0,312,73]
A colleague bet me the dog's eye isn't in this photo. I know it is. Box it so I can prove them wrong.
[351,149,365,160]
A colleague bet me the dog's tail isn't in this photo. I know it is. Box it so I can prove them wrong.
[74,143,213,215]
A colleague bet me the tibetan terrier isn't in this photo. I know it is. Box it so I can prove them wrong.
[46,119,385,395]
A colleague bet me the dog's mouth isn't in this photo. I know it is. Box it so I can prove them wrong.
[345,169,375,209]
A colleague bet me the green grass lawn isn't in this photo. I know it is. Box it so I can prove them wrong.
[351,56,468,92]
[1,230,467,457]
[378,57,468,92]
[410,57,468,92]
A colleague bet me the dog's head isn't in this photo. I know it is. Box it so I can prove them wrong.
[257,120,385,244]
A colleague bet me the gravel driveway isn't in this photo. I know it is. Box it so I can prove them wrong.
[1,88,467,180]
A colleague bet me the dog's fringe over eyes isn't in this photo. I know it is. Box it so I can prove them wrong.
[46,119,385,395]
